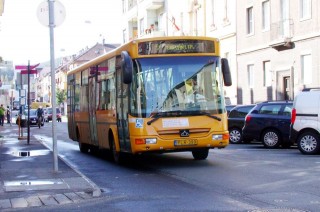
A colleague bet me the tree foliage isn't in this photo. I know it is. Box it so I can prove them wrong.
[56,88,67,106]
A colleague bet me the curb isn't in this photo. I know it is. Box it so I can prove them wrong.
[38,140,102,197]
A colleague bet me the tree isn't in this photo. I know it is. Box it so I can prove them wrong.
[56,88,67,107]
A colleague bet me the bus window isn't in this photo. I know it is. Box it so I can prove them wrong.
[99,81,108,110]
[82,69,89,85]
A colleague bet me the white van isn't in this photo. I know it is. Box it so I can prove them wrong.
[290,89,320,155]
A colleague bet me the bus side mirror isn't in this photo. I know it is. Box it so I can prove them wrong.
[221,58,232,86]
[121,51,133,84]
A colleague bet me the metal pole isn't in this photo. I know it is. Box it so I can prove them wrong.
[49,0,58,172]
[10,90,13,126]
[27,61,30,145]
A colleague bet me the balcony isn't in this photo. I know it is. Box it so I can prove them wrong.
[142,30,165,38]
[270,19,295,51]
[144,0,164,10]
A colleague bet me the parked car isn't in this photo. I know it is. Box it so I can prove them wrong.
[228,104,256,144]
[19,109,44,126]
[226,105,237,115]
[47,107,62,122]
[290,89,320,155]
[242,101,293,148]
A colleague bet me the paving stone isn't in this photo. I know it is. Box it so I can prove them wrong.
[11,198,28,208]
[54,194,73,204]
[0,199,11,209]
[38,195,59,206]
[26,196,43,207]
[76,191,93,199]
[64,192,83,202]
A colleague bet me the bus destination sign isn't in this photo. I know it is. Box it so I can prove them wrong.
[138,40,215,55]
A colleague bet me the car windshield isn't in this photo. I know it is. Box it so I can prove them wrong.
[48,108,60,114]
[23,109,37,116]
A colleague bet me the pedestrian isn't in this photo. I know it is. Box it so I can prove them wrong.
[6,106,10,124]
[0,104,5,126]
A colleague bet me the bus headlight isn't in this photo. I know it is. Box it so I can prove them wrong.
[212,134,229,141]
[212,135,223,140]
[146,138,157,144]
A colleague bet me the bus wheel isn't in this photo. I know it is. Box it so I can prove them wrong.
[79,142,89,153]
[192,149,209,160]
[111,138,122,164]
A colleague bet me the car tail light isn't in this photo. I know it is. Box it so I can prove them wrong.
[245,115,251,123]
[291,108,296,124]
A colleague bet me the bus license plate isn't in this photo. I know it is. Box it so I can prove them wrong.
[174,139,198,146]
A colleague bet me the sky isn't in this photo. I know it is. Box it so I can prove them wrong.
[0,0,123,65]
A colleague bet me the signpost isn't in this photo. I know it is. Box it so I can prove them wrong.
[15,62,39,144]
[37,0,66,173]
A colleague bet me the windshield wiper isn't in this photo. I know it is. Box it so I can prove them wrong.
[196,111,221,121]
[147,112,163,125]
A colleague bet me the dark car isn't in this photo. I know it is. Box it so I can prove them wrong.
[21,109,44,126]
[226,105,237,115]
[228,104,256,144]
[242,101,293,148]
[47,107,62,122]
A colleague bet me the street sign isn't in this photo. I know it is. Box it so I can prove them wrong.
[37,0,66,27]
[90,66,108,71]
[21,70,38,75]
[15,63,40,70]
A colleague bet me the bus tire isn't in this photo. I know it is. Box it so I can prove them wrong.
[110,137,122,164]
[192,148,209,160]
[79,142,89,153]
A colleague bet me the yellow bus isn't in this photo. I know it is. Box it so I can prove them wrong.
[67,36,232,163]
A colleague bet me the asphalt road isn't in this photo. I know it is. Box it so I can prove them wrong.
[22,120,320,212]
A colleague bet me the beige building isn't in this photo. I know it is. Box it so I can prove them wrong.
[237,0,320,104]
[122,0,320,104]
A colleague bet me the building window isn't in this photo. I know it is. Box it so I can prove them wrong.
[263,61,271,87]
[139,18,145,36]
[300,0,311,20]
[280,0,290,37]
[247,7,254,35]
[223,0,229,24]
[247,64,254,88]
[301,54,312,85]
[158,13,165,31]
[210,0,216,29]
[262,1,270,31]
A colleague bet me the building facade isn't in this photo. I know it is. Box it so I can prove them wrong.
[237,0,320,104]
[122,0,320,105]
[122,0,237,103]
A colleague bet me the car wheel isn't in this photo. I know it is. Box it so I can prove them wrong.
[192,148,209,160]
[229,128,242,144]
[297,131,320,155]
[262,129,281,148]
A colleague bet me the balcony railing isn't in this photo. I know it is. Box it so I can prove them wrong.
[270,19,294,41]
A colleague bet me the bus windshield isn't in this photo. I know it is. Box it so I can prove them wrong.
[130,56,226,118]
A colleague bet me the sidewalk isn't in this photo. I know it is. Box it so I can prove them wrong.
[0,123,101,210]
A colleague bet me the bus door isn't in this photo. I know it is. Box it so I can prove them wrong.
[116,67,131,152]
[88,75,98,146]
[67,79,76,140]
